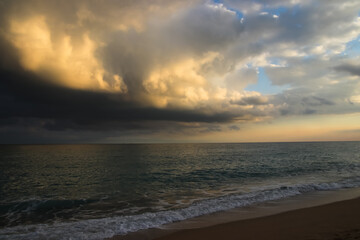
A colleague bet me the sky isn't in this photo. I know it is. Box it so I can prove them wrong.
[0,0,360,143]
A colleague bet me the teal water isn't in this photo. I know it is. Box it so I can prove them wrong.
[0,142,360,239]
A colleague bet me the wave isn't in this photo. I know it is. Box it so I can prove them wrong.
[0,198,100,227]
[1,177,360,240]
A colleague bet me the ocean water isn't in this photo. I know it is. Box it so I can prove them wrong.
[0,142,360,239]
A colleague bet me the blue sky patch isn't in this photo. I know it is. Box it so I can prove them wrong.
[245,67,288,95]
[212,0,244,19]
[262,6,288,16]
[342,35,360,57]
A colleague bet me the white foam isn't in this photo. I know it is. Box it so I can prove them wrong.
[1,177,360,240]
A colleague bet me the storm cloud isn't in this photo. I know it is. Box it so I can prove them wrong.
[0,0,360,142]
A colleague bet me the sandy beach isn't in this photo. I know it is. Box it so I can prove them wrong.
[155,197,360,240]
[112,193,360,240]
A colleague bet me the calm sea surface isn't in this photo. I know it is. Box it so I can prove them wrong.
[1,142,360,239]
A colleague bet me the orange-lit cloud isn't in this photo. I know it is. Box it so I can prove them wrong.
[0,0,360,143]
[6,15,127,92]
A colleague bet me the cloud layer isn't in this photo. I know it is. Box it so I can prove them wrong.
[1,0,360,142]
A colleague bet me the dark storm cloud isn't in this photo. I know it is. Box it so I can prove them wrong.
[0,0,254,143]
[0,65,244,142]
[303,109,317,115]
[302,97,335,106]
[230,96,268,106]
[0,69,237,128]
[334,64,360,77]
[272,84,360,117]
[1,0,360,143]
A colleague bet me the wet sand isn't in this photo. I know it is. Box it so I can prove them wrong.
[155,197,360,240]
[110,189,360,240]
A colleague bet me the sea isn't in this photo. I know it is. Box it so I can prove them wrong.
[0,142,360,239]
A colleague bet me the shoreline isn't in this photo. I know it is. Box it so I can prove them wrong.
[110,187,360,240]
[156,196,360,240]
